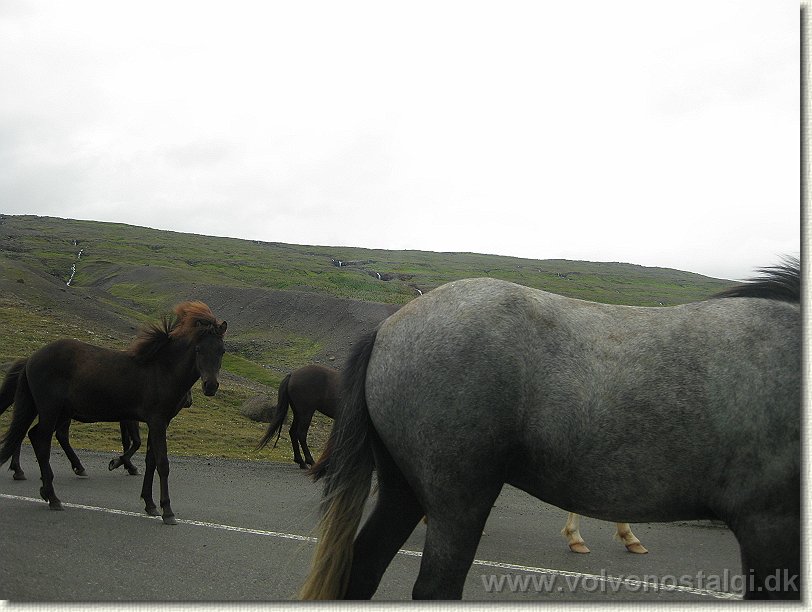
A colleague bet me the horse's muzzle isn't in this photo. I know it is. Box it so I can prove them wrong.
[202,380,220,396]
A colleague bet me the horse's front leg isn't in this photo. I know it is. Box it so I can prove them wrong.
[561,513,590,553]
[147,421,176,525]
[140,436,159,517]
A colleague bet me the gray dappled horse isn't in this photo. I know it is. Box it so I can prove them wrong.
[301,261,800,600]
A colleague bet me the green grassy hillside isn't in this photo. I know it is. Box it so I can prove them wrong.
[0,213,733,466]
[1,214,728,307]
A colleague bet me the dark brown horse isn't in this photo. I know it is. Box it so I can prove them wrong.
[3,388,192,480]
[257,364,339,469]
[0,301,227,525]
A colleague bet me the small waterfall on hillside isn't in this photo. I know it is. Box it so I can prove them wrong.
[66,248,84,287]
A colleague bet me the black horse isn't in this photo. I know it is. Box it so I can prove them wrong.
[0,301,226,525]
[257,364,339,469]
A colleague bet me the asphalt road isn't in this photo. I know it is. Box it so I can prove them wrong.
[1,445,743,602]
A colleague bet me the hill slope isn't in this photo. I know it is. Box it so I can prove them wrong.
[0,213,733,464]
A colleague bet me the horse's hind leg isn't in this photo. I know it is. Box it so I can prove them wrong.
[288,412,306,468]
[10,444,25,480]
[54,418,87,477]
[121,421,141,475]
[732,512,800,599]
[344,439,425,599]
[28,421,62,510]
[109,421,130,472]
[413,482,502,599]
[296,410,317,467]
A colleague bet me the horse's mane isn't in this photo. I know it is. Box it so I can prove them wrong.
[127,301,224,363]
[127,318,174,363]
[170,301,221,338]
[713,258,800,303]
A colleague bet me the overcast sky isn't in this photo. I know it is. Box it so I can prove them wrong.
[0,1,800,280]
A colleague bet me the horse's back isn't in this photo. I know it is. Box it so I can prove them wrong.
[26,338,103,385]
[25,338,144,421]
[289,363,340,417]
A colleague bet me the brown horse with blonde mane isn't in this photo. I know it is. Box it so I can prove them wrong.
[0,301,227,525]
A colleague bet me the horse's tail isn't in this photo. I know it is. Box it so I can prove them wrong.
[0,365,37,466]
[256,373,292,451]
[0,358,27,416]
[299,329,379,600]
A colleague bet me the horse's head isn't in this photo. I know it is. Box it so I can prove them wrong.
[193,319,228,396]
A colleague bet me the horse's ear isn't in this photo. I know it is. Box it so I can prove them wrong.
[219,321,228,335]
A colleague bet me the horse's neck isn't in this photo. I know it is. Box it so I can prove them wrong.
[153,338,200,396]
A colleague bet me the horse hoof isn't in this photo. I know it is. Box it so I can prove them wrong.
[568,542,591,554]
[162,514,178,525]
[126,467,140,476]
[626,543,648,554]
[49,500,64,511]
[73,468,88,477]
[108,459,121,471]
[12,472,26,481]
[145,506,160,517]
[297,463,307,470]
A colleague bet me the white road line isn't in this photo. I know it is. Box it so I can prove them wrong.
[0,493,318,542]
[0,493,740,600]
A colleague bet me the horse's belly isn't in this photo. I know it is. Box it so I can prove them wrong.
[507,460,713,523]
